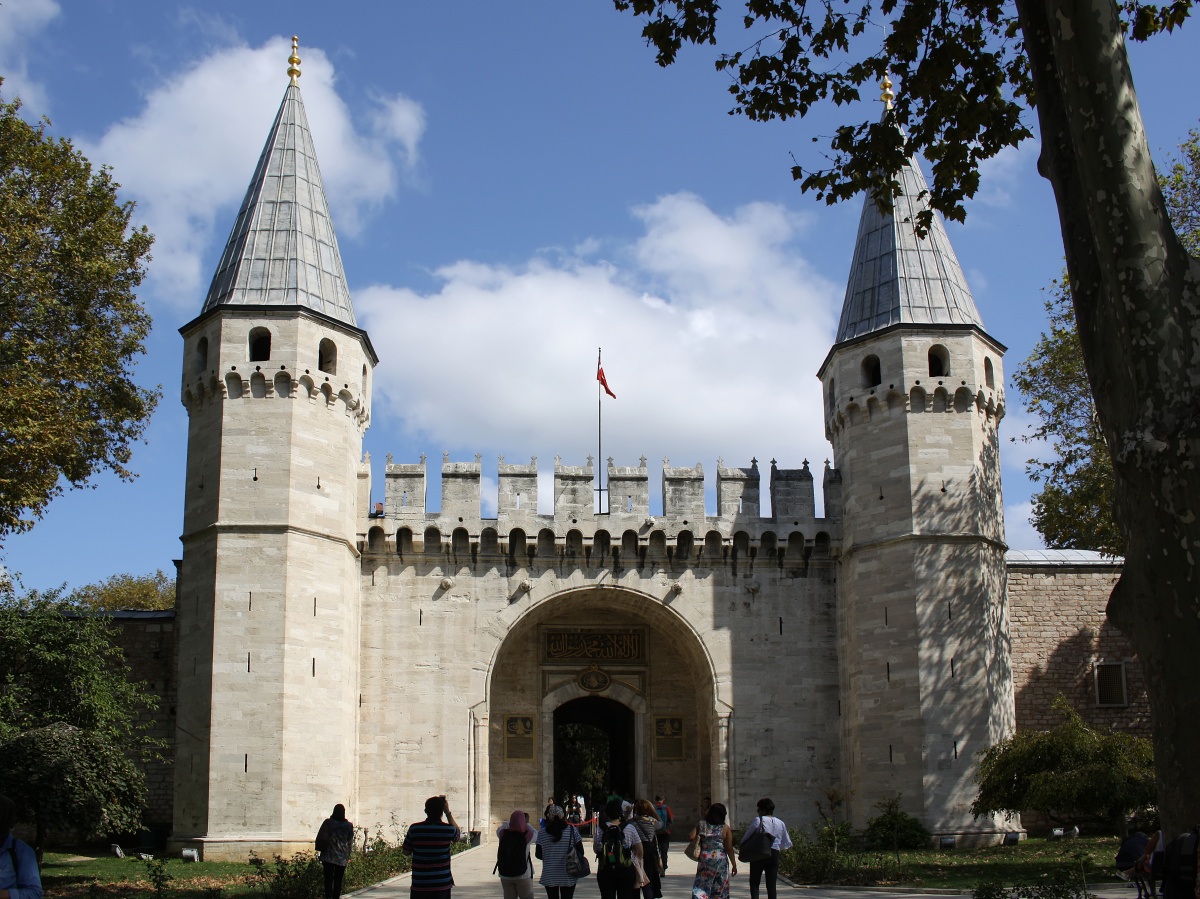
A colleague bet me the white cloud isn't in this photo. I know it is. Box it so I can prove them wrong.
[357,192,840,482]
[1004,500,1045,550]
[970,142,1036,209]
[79,35,425,304]
[0,0,59,112]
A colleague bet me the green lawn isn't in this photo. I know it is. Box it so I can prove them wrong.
[41,852,257,899]
[779,835,1125,890]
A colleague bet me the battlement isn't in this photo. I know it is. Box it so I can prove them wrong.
[364,453,841,560]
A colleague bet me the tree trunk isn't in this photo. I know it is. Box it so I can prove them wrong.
[1014,0,1200,838]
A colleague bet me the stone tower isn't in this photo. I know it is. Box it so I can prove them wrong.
[818,152,1014,840]
[170,49,377,860]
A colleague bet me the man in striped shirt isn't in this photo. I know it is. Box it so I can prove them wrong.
[403,796,461,899]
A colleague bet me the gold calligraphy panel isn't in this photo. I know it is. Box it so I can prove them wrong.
[504,716,535,761]
[544,630,643,662]
[653,717,685,761]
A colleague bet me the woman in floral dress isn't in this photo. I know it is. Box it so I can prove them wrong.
[689,802,736,899]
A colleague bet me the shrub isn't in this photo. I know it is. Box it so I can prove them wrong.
[864,796,931,851]
[779,829,897,885]
[245,852,323,899]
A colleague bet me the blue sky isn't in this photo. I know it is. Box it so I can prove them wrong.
[3,1,1197,592]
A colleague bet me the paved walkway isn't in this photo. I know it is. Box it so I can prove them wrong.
[348,845,1144,899]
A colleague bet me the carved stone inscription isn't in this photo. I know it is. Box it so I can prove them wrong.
[545,630,642,662]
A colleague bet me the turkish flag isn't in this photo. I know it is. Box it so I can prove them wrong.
[597,358,616,399]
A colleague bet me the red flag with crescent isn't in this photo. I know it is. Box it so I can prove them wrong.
[597,353,616,399]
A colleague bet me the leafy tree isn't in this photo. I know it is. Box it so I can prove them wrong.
[971,696,1157,833]
[0,591,160,857]
[1012,277,1122,554]
[0,723,147,861]
[613,0,1200,835]
[72,569,177,611]
[0,87,157,542]
[1012,124,1200,554]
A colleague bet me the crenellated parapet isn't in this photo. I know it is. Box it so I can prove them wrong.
[361,453,842,565]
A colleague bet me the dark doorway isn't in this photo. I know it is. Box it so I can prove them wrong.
[554,697,634,818]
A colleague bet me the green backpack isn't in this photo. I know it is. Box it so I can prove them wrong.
[598,824,631,871]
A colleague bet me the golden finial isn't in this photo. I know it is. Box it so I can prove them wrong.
[880,73,895,110]
[287,36,301,85]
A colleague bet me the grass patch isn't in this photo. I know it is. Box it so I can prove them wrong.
[779,834,1123,890]
[41,838,470,899]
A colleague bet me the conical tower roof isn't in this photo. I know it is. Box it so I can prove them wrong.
[202,80,356,326]
[834,156,982,343]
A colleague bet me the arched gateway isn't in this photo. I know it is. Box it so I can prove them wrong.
[480,586,726,827]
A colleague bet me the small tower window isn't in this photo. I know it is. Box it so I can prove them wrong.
[362,363,368,392]
[928,345,950,377]
[249,327,272,362]
[195,336,209,374]
[828,377,837,407]
[984,357,995,389]
[861,354,882,388]
[319,338,337,375]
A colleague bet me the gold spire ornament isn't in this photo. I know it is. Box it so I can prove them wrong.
[287,36,302,85]
[880,73,895,110]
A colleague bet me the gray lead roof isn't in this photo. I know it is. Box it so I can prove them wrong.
[201,83,356,326]
[835,156,983,344]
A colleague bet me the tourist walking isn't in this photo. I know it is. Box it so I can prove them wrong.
[741,799,792,899]
[495,810,537,899]
[403,796,462,899]
[689,802,735,899]
[594,799,643,899]
[653,796,673,872]
[536,805,584,899]
[316,804,355,899]
[630,800,664,899]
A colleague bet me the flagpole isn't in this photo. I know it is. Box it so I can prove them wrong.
[597,347,603,514]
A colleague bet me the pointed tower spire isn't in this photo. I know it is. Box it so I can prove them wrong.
[201,38,357,326]
[833,80,983,344]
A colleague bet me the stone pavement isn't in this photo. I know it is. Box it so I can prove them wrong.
[347,846,1144,899]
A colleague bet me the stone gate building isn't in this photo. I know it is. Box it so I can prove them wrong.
[165,53,1144,860]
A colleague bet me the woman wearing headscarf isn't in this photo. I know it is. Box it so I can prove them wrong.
[535,805,583,899]
[630,800,663,899]
[496,810,537,899]
[689,802,735,899]
[316,803,355,899]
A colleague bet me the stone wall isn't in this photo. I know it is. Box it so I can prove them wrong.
[1006,554,1150,737]
[107,611,178,830]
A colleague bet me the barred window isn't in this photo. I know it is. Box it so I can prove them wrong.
[1095,662,1127,707]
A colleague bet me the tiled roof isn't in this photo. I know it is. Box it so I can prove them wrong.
[201,83,356,326]
[835,156,983,343]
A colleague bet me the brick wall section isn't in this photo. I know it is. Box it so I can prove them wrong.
[105,611,178,828]
[1006,559,1151,737]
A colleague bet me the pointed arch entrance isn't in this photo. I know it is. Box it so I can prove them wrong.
[482,586,724,830]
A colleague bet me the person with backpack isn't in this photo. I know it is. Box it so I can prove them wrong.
[653,796,673,872]
[1157,828,1199,899]
[496,810,537,899]
[1116,825,1151,899]
[0,795,41,899]
[593,799,643,899]
[535,805,584,899]
[631,800,664,899]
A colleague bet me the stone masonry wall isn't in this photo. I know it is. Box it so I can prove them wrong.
[1006,560,1150,737]
[107,612,178,829]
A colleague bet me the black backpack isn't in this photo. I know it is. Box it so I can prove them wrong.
[598,823,631,871]
[1161,830,1199,899]
[495,829,530,877]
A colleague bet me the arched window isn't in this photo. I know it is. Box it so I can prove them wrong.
[676,530,694,559]
[566,530,584,560]
[368,527,386,554]
[537,529,556,557]
[396,527,413,555]
[225,373,243,399]
[984,357,995,389]
[319,338,337,375]
[786,531,806,562]
[733,531,750,556]
[249,327,271,362]
[861,354,882,388]
[362,363,368,393]
[760,531,777,555]
[648,530,667,558]
[508,528,527,558]
[594,530,611,559]
[813,532,830,557]
[274,371,292,398]
[828,377,836,408]
[704,531,723,558]
[452,527,470,556]
[621,530,639,557]
[424,526,442,554]
[480,528,500,555]
[195,336,209,374]
[909,386,927,414]
[928,345,950,377]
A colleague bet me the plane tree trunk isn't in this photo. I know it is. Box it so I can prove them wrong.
[1015,0,1200,837]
